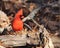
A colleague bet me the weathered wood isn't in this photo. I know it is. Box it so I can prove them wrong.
[51,35,60,48]
[0,34,40,47]
[0,35,27,47]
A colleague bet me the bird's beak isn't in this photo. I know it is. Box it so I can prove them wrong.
[21,16,24,19]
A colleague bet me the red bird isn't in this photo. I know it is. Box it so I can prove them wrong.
[12,9,24,31]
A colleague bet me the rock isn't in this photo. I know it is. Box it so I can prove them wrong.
[0,10,10,33]
[0,46,5,48]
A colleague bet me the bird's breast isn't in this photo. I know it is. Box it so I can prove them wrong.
[12,18,23,31]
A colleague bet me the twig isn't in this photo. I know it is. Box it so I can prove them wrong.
[22,7,41,22]
[31,18,44,29]
[24,23,32,30]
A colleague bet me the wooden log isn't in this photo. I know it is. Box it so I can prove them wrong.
[51,35,60,48]
[0,35,27,47]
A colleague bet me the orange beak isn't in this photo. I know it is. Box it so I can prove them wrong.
[21,16,24,19]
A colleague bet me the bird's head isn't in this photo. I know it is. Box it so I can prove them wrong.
[14,9,24,19]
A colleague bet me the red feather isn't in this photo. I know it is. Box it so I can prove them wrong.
[12,9,23,31]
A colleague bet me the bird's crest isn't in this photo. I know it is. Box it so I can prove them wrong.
[15,9,23,18]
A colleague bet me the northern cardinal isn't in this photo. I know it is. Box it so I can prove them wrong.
[12,9,24,31]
